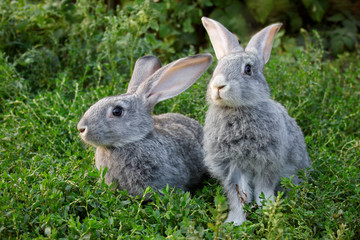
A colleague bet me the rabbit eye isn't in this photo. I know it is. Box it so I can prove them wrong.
[112,106,124,117]
[244,64,252,76]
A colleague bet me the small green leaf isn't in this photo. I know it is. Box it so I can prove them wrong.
[246,0,274,24]
[207,222,215,231]
[342,19,357,34]
[149,20,159,31]
[183,18,194,33]
[327,13,344,22]
[302,0,328,22]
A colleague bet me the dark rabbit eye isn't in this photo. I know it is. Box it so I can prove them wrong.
[112,106,123,117]
[244,64,252,76]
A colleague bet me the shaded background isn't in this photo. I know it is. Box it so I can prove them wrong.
[1,0,359,98]
[108,0,360,56]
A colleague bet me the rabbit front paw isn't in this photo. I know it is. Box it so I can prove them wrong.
[225,210,246,226]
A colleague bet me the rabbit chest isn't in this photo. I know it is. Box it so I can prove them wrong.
[94,127,200,195]
[204,103,287,173]
[95,143,163,195]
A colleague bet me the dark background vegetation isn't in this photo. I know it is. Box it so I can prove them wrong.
[0,0,359,95]
[0,0,359,239]
[107,0,360,56]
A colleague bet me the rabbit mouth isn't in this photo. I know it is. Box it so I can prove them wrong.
[210,85,227,101]
[211,92,235,107]
[210,89,242,107]
[212,88,223,100]
[210,83,227,100]
[80,134,104,147]
[79,129,113,147]
[210,74,231,103]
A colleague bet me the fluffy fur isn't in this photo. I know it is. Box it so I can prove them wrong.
[78,54,213,196]
[202,17,311,225]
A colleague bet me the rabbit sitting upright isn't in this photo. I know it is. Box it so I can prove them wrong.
[201,17,311,225]
[77,54,213,196]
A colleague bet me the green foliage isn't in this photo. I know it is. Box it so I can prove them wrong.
[123,0,211,55]
[0,0,359,239]
[0,52,27,112]
[302,0,328,23]
[110,0,360,57]
[205,0,359,55]
[325,10,360,55]
[246,0,274,24]
[0,0,189,93]
[209,0,250,37]
[0,0,358,94]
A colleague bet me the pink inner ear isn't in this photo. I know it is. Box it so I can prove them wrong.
[202,17,243,59]
[148,57,211,103]
[263,26,281,63]
[150,64,202,100]
[245,23,282,65]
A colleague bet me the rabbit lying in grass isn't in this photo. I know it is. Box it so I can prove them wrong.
[77,54,213,196]
[201,17,311,225]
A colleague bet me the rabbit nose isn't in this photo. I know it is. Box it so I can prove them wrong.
[78,127,86,133]
[77,121,87,134]
[77,118,88,134]
[211,74,226,90]
[212,83,226,91]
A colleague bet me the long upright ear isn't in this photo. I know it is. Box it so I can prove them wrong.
[136,53,213,111]
[245,23,282,66]
[201,17,243,59]
[126,55,162,94]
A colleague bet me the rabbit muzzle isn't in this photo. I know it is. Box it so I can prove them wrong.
[77,119,87,135]
[210,74,230,102]
[78,126,87,134]
[77,120,92,144]
[77,118,104,146]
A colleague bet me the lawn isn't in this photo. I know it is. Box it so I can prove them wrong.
[0,1,359,239]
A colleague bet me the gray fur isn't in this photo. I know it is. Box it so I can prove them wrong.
[202,17,311,225]
[78,54,213,196]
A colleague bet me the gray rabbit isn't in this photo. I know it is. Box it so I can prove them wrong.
[201,17,311,225]
[77,54,213,196]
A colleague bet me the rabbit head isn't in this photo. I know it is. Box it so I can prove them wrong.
[77,54,213,148]
[202,17,282,107]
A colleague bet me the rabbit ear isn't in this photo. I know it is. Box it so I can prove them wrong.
[136,54,213,111]
[245,23,282,66]
[201,17,243,59]
[127,55,162,94]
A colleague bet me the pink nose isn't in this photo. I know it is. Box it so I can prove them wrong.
[78,126,86,133]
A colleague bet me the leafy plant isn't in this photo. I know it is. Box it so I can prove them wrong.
[0,52,26,111]
[302,0,329,23]
[325,10,360,55]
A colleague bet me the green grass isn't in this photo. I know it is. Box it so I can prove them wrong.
[1,46,359,239]
[1,1,359,239]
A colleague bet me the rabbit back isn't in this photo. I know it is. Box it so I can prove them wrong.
[278,102,311,182]
[154,113,204,145]
[153,113,206,185]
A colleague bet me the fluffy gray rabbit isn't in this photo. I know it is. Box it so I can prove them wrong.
[77,54,213,196]
[201,17,311,225]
